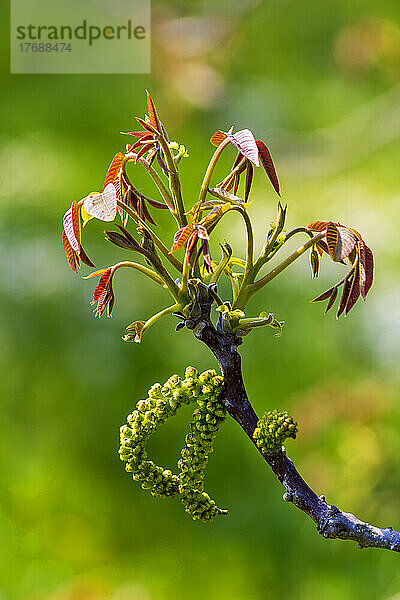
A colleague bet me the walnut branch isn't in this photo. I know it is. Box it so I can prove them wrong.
[184,288,400,553]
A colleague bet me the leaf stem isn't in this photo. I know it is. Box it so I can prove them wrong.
[198,138,231,206]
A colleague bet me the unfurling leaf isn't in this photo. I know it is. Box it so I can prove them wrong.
[255,140,280,196]
[359,243,374,299]
[226,129,260,166]
[83,183,118,222]
[244,161,253,202]
[103,152,126,196]
[91,268,112,302]
[208,188,241,203]
[312,286,337,303]
[336,275,353,318]
[146,90,161,132]
[210,130,228,146]
[124,320,146,343]
[307,221,332,232]
[309,249,320,279]
[104,226,140,251]
[325,287,338,313]
[63,201,81,252]
[326,223,357,262]
[62,230,80,272]
[170,224,195,252]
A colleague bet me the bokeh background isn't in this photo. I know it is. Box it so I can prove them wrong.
[2,0,400,598]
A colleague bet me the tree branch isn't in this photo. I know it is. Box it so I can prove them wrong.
[184,286,400,553]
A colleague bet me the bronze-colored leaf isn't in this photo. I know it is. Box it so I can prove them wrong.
[103,153,126,195]
[337,274,353,318]
[312,286,336,303]
[325,287,338,313]
[359,242,374,299]
[210,130,228,146]
[307,221,330,232]
[146,90,161,132]
[326,222,339,261]
[92,268,112,302]
[345,266,361,315]
[62,201,81,252]
[255,140,280,195]
[62,230,79,272]
[170,224,195,253]
[244,161,253,202]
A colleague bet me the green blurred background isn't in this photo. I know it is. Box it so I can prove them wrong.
[2,0,400,598]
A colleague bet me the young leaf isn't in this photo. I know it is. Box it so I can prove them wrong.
[124,320,146,343]
[62,201,80,252]
[83,183,117,222]
[210,130,228,146]
[92,268,112,302]
[312,286,336,303]
[146,90,161,132]
[325,287,338,313]
[103,153,126,194]
[170,224,195,253]
[208,188,241,203]
[337,274,353,318]
[62,230,79,272]
[307,221,330,232]
[359,243,374,299]
[255,140,280,195]
[226,129,259,166]
[244,161,253,202]
[345,266,361,315]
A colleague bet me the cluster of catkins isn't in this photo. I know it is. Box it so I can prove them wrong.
[253,409,298,454]
[119,366,227,522]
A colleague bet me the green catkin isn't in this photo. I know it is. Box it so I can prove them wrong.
[119,366,228,521]
[253,409,298,454]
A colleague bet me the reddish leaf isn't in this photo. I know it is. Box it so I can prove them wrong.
[326,222,340,261]
[312,286,336,303]
[325,287,338,313]
[135,142,153,161]
[170,224,195,252]
[359,243,374,299]
[62,230,79,272]
[79,244,95,268]
[210,130,227,146]
[135,117,158,135]
[255,140,280,195]
[121,130,150,138]
[92,268,112,302]
[307,221,330,232]
[62,201,80,252]
[337,274,353,318]
[103,153,126,195]
[146,91,161,132]
[244,161,253,202]
[334,227,358,261]
[226,129,259,166]
[345,266,361,315]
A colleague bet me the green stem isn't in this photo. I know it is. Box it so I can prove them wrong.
[157,137,187,228]
[113,261,166,287]
[141,302,183,336]
[237,232,326,308]
[198,138,231,206]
